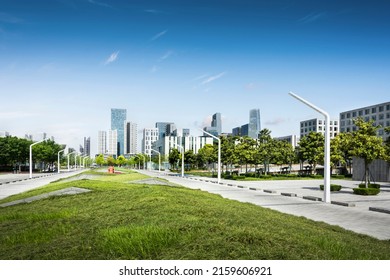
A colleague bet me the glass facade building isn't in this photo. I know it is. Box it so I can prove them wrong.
[248,109,261,139]
[111,108,127,157]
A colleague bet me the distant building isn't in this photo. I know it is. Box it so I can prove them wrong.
[182,128,190,137]
[155,122,176,139]
[249,109,261,139]
[300,118,339,139]
[153,135,213,157]
[83,137,91,156]
[232,126,241,137]
[275,135,299,148]
[0,131,10,137]
[204,112,222,137]
[241,124,249,137]
[111,108,127,156]
[97,131,107,155]
[340,101,390,139]
[107,130,118,157]
[142,128,159,155]
[124,122,137,155]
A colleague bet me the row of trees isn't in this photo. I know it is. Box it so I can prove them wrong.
[166,118,389,186]
[0,136,66,172]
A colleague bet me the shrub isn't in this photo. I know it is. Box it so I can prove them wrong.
[353,188,380,196]
[358,183,381,189]
[234,176,246,180]
[320,184,342,192]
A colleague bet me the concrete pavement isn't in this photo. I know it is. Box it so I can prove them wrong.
[137,170,390,240]
[0,170,86,201]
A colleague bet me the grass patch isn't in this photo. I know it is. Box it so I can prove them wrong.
[1,171,390,260]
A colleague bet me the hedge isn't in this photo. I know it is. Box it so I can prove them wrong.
[353,188,380,196]
[320,184,342,192]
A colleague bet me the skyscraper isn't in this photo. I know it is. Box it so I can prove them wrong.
[248,109,261,139]
[155,122,175,139]
[97,131,107,155]
[211,112,222,135]
[107,130,118,157]
[124,122,137,155]
[111,108,127,156]
[83,137,91,156]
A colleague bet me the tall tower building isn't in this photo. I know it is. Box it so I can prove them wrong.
[249,109,261,139]
[211,113,222,135]
[83,137,91,156]
[97,131,107,155]
[111,108,127,156]
[124,122,138,155]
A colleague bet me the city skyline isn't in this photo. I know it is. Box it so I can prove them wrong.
[1,1,390,156]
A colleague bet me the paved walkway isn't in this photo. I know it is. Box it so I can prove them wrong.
[0,170,86,201]
[137,170,390,240]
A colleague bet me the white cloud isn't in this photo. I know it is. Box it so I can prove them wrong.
[88,0,112,8]
[298,12,327,24]
[159,50,173,61]
[201,72,226,85]
[150,30,167,41]
[150,65,158,73]
[104,51,119,65]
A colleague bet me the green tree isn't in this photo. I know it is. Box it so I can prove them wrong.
[257,129,275,175]
[95,154,105,166]
[106,156,116,166]
[32,139,63,171]
[197,144,216,171]
[330,132,354,175]
[220,136,239,173]
[0,136,32,171]
[236,137,257,173]
[298,132,325,175]
[116,155,127,167]
[272,140,295,171]
[184,150,196,170]
[351,118,386,187]
[168,148,181,170]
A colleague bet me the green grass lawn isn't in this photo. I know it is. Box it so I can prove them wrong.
[0,169,389,260]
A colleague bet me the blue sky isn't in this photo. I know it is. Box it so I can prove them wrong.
[1,0,390,155]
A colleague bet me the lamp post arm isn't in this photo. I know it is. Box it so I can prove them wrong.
[289,92,331,203]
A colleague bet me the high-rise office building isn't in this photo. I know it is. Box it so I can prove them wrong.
[248,109,261,139]
[155,122,175,139]
[97,131,107,155]
[204,112,222,137]
[107,130,118,157]
[211,112,222,135]
[111,108,127,156]
[124,122,137,155]
[83,137,91,156]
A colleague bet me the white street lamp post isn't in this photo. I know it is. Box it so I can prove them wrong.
[83,156,89,168]
[289,92,331,203]
[29,139,45,179]
[67,151,76,172]
[57,149,65,174]
[170,139,184,177]
[151,149,161,172]
[199,128,221,184]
